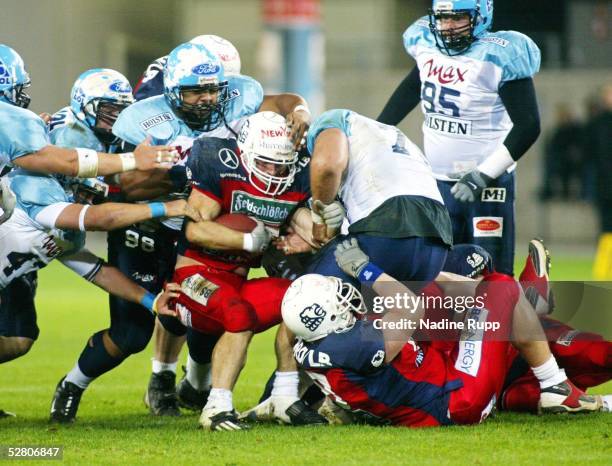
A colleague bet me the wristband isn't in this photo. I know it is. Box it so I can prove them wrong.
[76,148,99,178]
[119,152,136,172]
[149,202,166,218]
[357,262,384,283]
[140,291,156,313]
[477,145,514,179]
[243,233,254,252]
[293,104,311,115]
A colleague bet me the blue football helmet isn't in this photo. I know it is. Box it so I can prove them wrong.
[0,44,31,108]
[163,42,229,131]
[70,68,134,145]
[429,0,494,55]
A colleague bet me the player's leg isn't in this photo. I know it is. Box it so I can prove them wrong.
[355,234,448,283]
[145,315,187,415]
[437,179,470,247]
[466,172,515,275]
[305,236,358,284]
[518,238,553,315]
[51,226,169,423]
[0,272,38,364]
[176,329,218,411]
[239,278,327,426]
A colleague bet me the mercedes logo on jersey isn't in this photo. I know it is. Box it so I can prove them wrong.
[218,148,239,169]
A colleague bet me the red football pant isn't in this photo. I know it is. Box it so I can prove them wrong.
[448,273,518,424]
[502,318,612,413]
[173,265,290,335]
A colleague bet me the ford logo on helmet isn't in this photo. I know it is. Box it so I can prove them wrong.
[192,63,220,76]
[109,80,131,93]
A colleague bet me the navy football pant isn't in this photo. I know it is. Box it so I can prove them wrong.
[437,172,515,275]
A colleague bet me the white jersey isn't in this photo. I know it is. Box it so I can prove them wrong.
[0,170,101,289]
[403,17,541,178]
[306,109,443,225]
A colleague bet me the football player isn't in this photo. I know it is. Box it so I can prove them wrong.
[377,0,541,275]
[0,166,196,418]
[0,45,177,183]
[442,241,612,414]
[114,39,312,417]
[166,112,326,430]
[281,239,603,428]
[304,109,452,284]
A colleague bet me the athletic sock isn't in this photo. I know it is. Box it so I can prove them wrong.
[151,359,177,374]
[271,371,299,398]
[185,354,211,391]
[205,388,233,412]
[601,395,612,412]
[532,356,567,389]
[64,363,94,390]
[76,330,123,379]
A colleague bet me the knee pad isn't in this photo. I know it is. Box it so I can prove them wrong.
[108,315,155,355]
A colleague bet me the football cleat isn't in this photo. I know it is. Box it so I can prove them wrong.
[50,377,84,423]
[519,238,554,315]
[176,374,209,412]
[0,409,16,419]
[317,397,356,425]
[538,379,602,414]
[199,408,249,431]
[144,371,180,417]
[241,396,328,426]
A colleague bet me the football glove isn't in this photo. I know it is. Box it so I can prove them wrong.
[450,170,493,203]
[313,200,346,230]
[334,238,370,278]
[243,219,272,253]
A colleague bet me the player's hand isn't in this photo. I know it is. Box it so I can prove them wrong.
[243,219,272,253]
[0,176,16,225]
[286,107,310,150]
[450,169,493,202]
[38,112,52,124]
[154,283,181,317]
[334,238,370,278]
[314,200,345,230]
[164,199,202,222]
[274,229,314,255]
[133,137,179,172]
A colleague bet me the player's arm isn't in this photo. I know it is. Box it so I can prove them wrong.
[13,141,177,178]
[260,93,311,148]
[377,65,422,125]
[51,199,200,232]
[184,189,270,253]
[59,249,178,317]
[334,238,424,362]
[451,78,541,202]
[310,128,349,243]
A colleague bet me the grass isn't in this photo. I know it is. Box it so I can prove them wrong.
[1,255,610,465]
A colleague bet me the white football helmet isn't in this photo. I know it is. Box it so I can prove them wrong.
[282,274,366,342]
[237,112,298,196]
[190,35,241,76]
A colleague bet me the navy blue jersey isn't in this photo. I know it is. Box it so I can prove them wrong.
[296,320,462,427]
[178,136,310,268]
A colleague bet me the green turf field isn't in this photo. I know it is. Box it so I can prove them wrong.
[1,255,610,465]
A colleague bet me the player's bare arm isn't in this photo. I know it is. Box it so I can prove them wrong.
[260,93,311,148]
[13,141,178,178]
[91,265,180,317]
[54,199,200,231]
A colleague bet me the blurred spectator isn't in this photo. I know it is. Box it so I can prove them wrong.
[540,104,584,200]
[580,95,602,202]
[585,83,612,232]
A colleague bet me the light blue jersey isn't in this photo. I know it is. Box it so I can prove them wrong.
[0,101,49,172]
[0,170,94,289]
[48,106,106,152]
[403,17,541,178]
